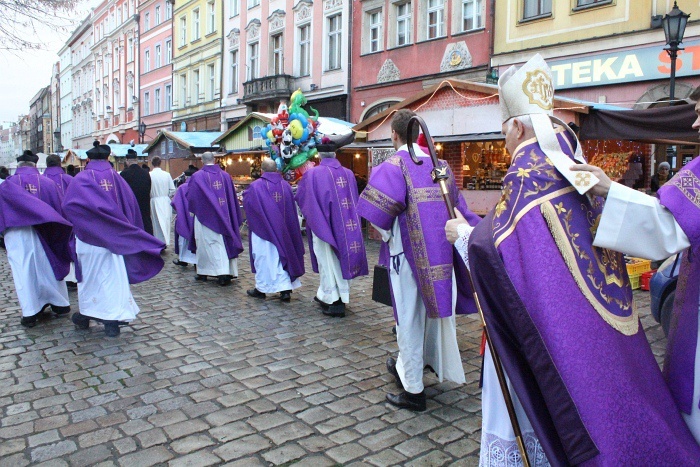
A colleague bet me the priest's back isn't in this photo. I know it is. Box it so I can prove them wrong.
[121,163,153,234]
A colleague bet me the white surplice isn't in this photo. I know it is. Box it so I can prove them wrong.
[594,181,699,444]
[374,218,465,394]
[150,167,175,245]
[312,235,350,304]
[193,217,238,277]
[251,232,301,293]
[177,235,197,264]
[75,237,139,322]
[5,226,69,317]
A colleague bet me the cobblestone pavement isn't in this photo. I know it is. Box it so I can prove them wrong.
[0,236,665,466]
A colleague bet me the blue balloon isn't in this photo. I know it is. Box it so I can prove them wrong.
[301,128,309,142]
[292,138,302,146]
[275,158,283,170]
[297,114,308,129]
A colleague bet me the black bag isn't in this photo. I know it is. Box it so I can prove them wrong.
[372,265,393,306]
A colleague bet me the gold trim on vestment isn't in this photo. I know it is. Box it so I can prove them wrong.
[671,171,700,210]
[361,185,403,218]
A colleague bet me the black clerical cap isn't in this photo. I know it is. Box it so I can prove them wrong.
[16,149,39,163]
[125,148,138,159]
[315,143,338,153]
[184,167,198,176]
[87,141,111,160]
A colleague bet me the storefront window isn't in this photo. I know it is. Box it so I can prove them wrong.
[461,141,509,190]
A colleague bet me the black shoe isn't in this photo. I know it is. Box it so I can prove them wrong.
[392,325,397,335]
[323,302,346,318]
[386,357,404,390]
[20,315,38,328]
[314,296,330,309]
[247,288,266,299]
[217,276,232,286]
[51,305,71,316]
[71,312,90,330]
[280,290,291,302]
[66,281,78,289]
[386,391,426,412]
[173,259,188,267]
[104,321,120,337]
[195,274,208,281]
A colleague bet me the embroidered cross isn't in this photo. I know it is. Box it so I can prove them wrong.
[218,197,226,206]
[681,175,694,188]
[554,202,567,214]
[350,241,361,253]
[574,172,591,187]
[341,198,351,209]
[336,177,347,188]
[351,266,361,276]
[272,192,282,202]
[213,180,223,190]
[345,219,357,231]
[24,183,37,194]
[99,179,113,191]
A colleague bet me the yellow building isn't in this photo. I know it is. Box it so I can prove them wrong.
[172,0,223,131]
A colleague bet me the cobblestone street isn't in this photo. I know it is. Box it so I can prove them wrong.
[0,237,665,466]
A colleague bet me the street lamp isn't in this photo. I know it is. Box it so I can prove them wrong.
[662,1,690,103]
[138,120,147,144]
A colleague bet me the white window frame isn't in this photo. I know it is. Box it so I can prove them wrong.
[396,2,411,47]
[166,1,172,19]
[155,88,161,113]
[298,23,310,77]
[461,0,483,32]
[207,63,215,100]
[230,49,238,93]
[207,2,216,34]
[165,84,172,111]
[229,0,239,17]
[193,8,201,41]
[145,12,150,31]
[326,13,341,71]
[193,69,200,103]
[144,91,150,116]
[155,6,161,25]
[144,49,150,72]
[155,44,161,68]
[180,73,187,108]
[248,41,259,80]
[165,40,172,64]
[523,0,552,19]
[271,32,283,75]
[427,0,445,39]
[368,10,382,53]
[179,17,187,46]
[248,0,260,8]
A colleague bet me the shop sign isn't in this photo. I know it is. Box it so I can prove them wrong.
[548,39,700,90]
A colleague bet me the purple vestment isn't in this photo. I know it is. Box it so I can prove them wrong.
[0,166,72,280]
[171,180,193,256]
[468,131,700,465]
[63,160,165,284]
[43,166,73,195]
[295,158,368,279]
[186,164,243,259]
[357,150,480,319]
[243,172,305,281]
[659,156,700,415]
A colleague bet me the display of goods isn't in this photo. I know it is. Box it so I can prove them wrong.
[626,257,652,276]
[587,152,632,180]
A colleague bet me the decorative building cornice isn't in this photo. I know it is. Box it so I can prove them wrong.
[246,19,261,41]
[268,10,286,32]
[377,59,400,83]
[227,28,240,48]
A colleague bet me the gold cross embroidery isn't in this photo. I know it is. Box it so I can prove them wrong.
[218,197,226,206]
[336,177,347,188]
[341,198,351,209]
[213,180,223,190]
[24,184,37,194]
[350,241,361,253]
[272,192,282,202]
[99,179,113,191]
[346,219,357,231]
[574,172,591,188]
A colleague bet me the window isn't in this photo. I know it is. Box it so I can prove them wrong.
[168,140,174,153]
[252,125,262,139]
[577,0,609,5]
[145,12,150,31]
[165,40,172,64]
[207,64,215,100]
[230,50,238,93]
[327,14,341,71]
[462,0,483,31]
[155,88,161,113]
[155,45,161,68]
[161,141,166,154]
[165,84,172,110]
[144,91,150,116]
[155,6,161,25]
[193,9,200,40]
[396,3,411,46]
[180,74,187,107]
[271,33,283,75]
[144,50,150,72]
[127,38,134,62]
[193,69,200,102]
[368,10,382,53]
[523,0,551,19]
[207,2,215,34]
[427,0,445,39]
[298,24,310,76]
[230,0,239,17]
[248,0,260,8]
[248,41,259,79]
[166,1,172,19]
[179,17,187,46]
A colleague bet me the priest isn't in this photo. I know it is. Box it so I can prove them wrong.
[149,156,176,246]
[120,147,153,235]
[0,150,73,327]
[243,158,305,302]
[295,142,368,317]
[447,54,700,465]
[43,154,73,195]
[63,141,165,337]
[171,166,198,267]
[187,151,243,287]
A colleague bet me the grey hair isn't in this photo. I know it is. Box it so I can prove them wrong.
[319,152,336,159]
[17,161,36,167]
[658,161,671,170]
[201,152,215,164]
[261,158,277,173]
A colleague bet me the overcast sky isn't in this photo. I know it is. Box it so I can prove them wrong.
[0,1,97,126]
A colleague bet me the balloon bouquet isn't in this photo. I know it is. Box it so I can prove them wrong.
[262,89,324,181]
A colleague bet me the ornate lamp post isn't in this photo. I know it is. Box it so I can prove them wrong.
[662,1,690,103]
[139,120,147,144]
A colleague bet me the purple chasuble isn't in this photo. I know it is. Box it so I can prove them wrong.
[659,156,700,414]
[63,160,165,284]
[186,164,243,259]
[0,166,73,280]
[357,150,480,320]
[43,166,73,195]
[243,172,305,282]
[171,180,193,256]
[295,158,368,279]
[468,131,700,465]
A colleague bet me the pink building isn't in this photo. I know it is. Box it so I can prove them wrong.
[138,0,174,143]
[92,0,141,145]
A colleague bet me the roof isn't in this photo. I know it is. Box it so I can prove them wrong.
[108,143,148,157]
[212,112,274,144]
[143,130,224,153]
[344,132,505,149]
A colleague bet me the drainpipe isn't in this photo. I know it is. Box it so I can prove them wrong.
[345,1,353,123]
[220,0,225,131]
[489,0,496,73]
[135,12,141,142]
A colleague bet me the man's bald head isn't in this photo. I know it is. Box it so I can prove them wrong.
[261,158,278,173]
[201,152,215,164]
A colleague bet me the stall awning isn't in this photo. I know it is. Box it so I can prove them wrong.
[345,132,505,149]
[580,104,700,145]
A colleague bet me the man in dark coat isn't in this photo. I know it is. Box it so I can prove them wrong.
[120,148,153,235]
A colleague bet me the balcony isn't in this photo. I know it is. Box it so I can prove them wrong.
[241,74,294,105]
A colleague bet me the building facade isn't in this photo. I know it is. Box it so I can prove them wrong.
[220,0,352,128]
[350,0,492,124]
[70,17,96,150]
[50,62,62,152]
[171,0,223,131]
[92,0,141,144]
[58,42,73,151]
[0,125,17,166]
[139,0,175,143]
[28,87,51,154]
